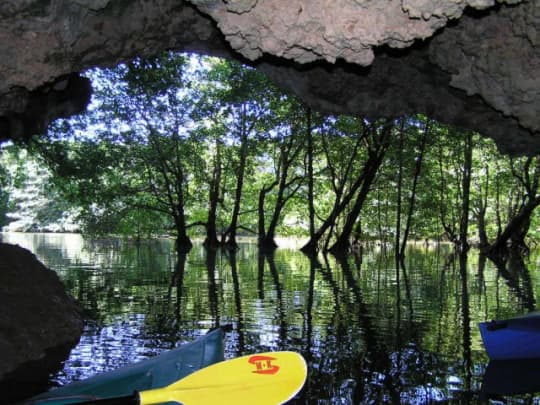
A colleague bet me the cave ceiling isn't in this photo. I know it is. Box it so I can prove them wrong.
[0,0,538,155]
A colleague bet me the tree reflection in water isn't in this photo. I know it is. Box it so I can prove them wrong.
[1,233,539,404]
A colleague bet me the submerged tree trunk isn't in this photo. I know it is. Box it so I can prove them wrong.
[224,111,250,249]
[485,196,540,257]
[473,164,490,250]
[482,156,540,259]
[301,121,372,254]
[306,108,316,240]
[258,181,277,249]
[259,133,303,250]
[459,132,473,252]
[175,215,192,252]
[399,120,429,258]
[437,141,458,244]
[328,120,393,254]
[173,183,192,253]
[204,139,222,249]
[394,121,405,260]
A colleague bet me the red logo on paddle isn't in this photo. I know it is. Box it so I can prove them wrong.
[248,355,280,375]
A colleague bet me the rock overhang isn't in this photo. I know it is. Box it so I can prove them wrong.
[0,0,538,155]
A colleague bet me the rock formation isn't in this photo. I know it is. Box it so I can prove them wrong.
[0,243,83,385]
[0,0,538,154]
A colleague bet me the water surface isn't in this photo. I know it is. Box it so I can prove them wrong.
[3,233,540,404]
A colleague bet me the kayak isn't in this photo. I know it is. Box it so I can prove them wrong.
[24,327,225,404]
[479,313,540,360]
[480,358,540,399]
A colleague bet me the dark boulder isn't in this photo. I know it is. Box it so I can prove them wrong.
[0,243,83,387]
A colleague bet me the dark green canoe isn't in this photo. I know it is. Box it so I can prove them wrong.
[25,327,225,405]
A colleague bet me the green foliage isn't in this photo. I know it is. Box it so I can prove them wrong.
[0,154,11,227]
[8,52,537,250]
[0,143,79,231]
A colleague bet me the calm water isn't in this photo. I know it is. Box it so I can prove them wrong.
[4,233,540,404]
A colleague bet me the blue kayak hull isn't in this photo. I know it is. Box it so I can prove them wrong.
[479,314,540,360]
[25,327,224,404]
[480,358,540,399]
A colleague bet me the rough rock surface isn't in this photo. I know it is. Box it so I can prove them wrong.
[257,48,536,155]
[0,0,228,143]
[190,0,518,65]
[0,243,84,379]
[0,0,539,154]
[429,2,540,134]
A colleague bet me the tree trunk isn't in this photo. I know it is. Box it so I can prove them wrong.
[485,196,540,257]
[301,125,366,253]
[399,120,429,257]
[329,149,387,253]
[476,211,489,248]
[258,182,277,248]
[395,121,404,259]
[259,135,303,249]
[306,108,315,239]
[474,164,490,249]
[261,159,290,249]
[224,119,249,249]
[459,132,473,252]
[437,142,458,244]
[204,139,222,249]
[300,167,360,253]
[175,232,192,253]
[329,122,392,254]
[174,201,192,253]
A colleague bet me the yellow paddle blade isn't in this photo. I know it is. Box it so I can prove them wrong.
[139,351,307,405]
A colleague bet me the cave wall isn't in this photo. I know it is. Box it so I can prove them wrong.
[0,0,539,154]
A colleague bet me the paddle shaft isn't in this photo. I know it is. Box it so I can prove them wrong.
[77,392,139,405]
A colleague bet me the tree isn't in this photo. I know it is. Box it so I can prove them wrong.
[37,53,203,250]
[301,117,394,254]
[198,59,278,249]
[1,143,77,232]
[398,118,430,258]
[481,155,540,257]
[16,51,539,254]
[328,119,393,254]
[257,100,306,248]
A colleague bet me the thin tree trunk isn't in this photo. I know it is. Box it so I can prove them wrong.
[260,138,303,249]
[494,161,503,238]
[399,120,429,257]
[224,129,248,249]
[258,182,277,247]
[300,124,371,254]
[438,141,457,243]
[459,132,473,252]
[204,139,222,249]
[174,210,192,253]
[329,121,392,253]
[395,121,404,259]
[474,164,490,249]
[485,196,540,256]
[306,108,315,239]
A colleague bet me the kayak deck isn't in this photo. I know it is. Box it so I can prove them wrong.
[25,327,225,404]
[479,313,540,360]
